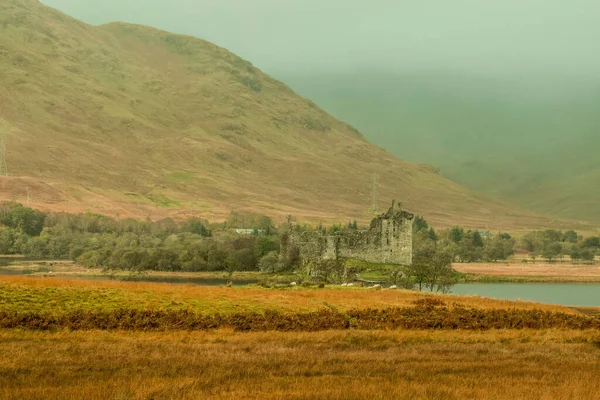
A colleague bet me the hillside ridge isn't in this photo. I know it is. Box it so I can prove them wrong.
[0,0,589,230]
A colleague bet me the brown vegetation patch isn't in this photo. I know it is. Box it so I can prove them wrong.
[0,176,66,204]
[2,304,598,332]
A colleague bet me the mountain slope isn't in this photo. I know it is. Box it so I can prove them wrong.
[0,0,581,229]
[279,71,600,223]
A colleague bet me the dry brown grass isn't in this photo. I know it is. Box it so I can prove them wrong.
[1,329,600,399]
[3,277,600,398]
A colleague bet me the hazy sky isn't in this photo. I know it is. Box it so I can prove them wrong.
[41,0,600,77]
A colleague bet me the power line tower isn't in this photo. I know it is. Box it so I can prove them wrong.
[0,132,8,176]
[369,173,379,214]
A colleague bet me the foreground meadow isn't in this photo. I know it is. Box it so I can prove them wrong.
[2,276,600,399]
[0,276,580,315]
[2,329,600,399]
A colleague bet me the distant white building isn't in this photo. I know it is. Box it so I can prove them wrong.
[235,228,266,235]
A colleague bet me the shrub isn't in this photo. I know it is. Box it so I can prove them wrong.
[183,218,211,237]
[581,250,595,262]
[2,305,599,332]
[23,237,46,258]
[258,252,281,273]
[0,204,46,236]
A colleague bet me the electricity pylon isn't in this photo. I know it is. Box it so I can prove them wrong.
[0,132,7,176]
[369,173,379,214]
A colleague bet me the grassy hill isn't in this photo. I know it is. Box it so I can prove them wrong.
[0,0,584,230]
[279,71,600,223]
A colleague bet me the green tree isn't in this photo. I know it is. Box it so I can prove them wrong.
[78,249,112,268]
[255,216,275,235]
[455,231,483,263]
[563,230,578,243]
[581,250,596,262]
[406,263,429,291]
[483,236,515,262]
[23,237,47,258]
[413,216,429,232]
[411,236,436,290]
[427,228,438,241]
[449,227,464,243]
[542,242,562,262]
[583,237,600,248]
[254,236,278,259]
[498,232,512,240]
[347,220,359,230]
[41,227,72,258]
[520,232,544,254]
[208,248,228,271]
[541,230,563,244]
[118,249,150,271]
[329,224,343,233]
[179,241,210,271]
[0,205,46,236]
[258,251,281,273]
[472,231,484,248]
[311,259,346,284]
[410,245,457,293]
[229,248,257,271]
[426,248,456,293]
[150,248,181,271]
[183,218,211,237]
[152,218,179,236]
[0,229,15,254]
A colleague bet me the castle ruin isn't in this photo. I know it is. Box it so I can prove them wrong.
[283,200,414,266]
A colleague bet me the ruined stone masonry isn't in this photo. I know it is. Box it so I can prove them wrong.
[284,200,414,266]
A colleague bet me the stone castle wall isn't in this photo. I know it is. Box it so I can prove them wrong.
[285,201,414,266]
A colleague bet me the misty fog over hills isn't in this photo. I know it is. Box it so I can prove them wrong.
[279,71,599,163]
[280,71,600,221]
[41,0,600,77]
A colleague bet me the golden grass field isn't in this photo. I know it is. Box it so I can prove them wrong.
[2,329,600,399]
[2,276,600,399]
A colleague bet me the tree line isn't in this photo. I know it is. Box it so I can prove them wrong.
[0,203,598,288]
[391,217,599,293]
[0,203,280,275]
[413,216,598,264]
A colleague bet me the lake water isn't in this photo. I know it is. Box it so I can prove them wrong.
[451,283,600,307]
[0,267,260,287]
[0,266,50,275]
